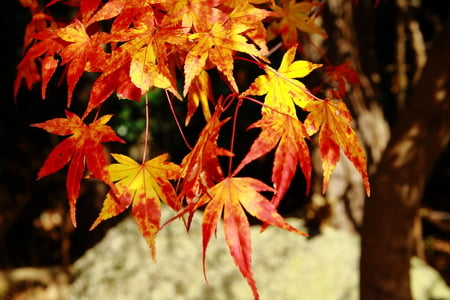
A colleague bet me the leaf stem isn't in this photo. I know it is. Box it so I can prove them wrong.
[142,93,150,164]
[241,95,305,119]
[165,89,193,151]
[228,97,242,176]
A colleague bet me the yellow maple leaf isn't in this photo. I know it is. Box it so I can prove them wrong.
[243,45,321,116]
[91,153,180,260]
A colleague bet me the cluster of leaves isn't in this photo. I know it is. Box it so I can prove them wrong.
[16,0,370,298]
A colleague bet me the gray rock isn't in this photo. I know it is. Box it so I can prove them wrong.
[69,206,450,300]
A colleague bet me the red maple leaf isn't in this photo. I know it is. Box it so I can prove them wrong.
[323,61,361,99]
[234,111,311,206]
[32,111,125,226]
[15,29,64,100]
[195,176,308,300]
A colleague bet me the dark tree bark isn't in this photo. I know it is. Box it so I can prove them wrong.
[360,14,450,300]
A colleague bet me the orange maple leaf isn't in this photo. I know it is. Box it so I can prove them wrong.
[227,1,275,54]
[84,63,142,119]
[32,111,125,226]
[54,18,108,107]
[185,70,214,125]
[162,0,225,33]
[85,0,129,25]
[179,107,234,204]
[304,99,370,196]
[269,0,327,48]
[127,15,186,97]
[91,153,180,260]
[234,112,311,206]
[184,17,266,95]
[196,176,308,300]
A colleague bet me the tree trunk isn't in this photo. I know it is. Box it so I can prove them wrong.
[360,15,450,300]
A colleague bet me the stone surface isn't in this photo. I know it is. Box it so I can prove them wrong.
[69,206,450,300]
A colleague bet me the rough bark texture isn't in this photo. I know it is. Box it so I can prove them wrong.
[360,14,450,300]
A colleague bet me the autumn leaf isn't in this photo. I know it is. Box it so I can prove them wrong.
[83,63,142,119]
[95,7,186,98]
[236,46,319,203]
[32,111,125,226]
[184,17,266,95]
[15,29,64,100]
[185,70,214,125]
[197,176,308,300]
[227,1,275,54]
[234,112,311,207]
[323,61,361,99]
[91,153,180,260]
[304,99,370,196]
[54,18,108,107]
[162,0,225,33]
[179,107,234,204]
[127,16,186,97]
[243,45,321,116]
[17,17,108,106]
[85,0,128,25]
[14,58,40,101]
[14,3,57,96]
[269,0,327,48]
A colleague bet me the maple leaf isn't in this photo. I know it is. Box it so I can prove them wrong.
[234,112,311,207]
[14,58,40,101]
[322,61,361,99]
[128,22,185,97]
[237,46,320,204]
[197,176,308,300]
[14,3,56,100]
[226,1,275,54]
[83,63,142,119]
[185,70,213,125]
[32,111,125,226]
[91,153,180,260]
[15,29,64,100]
[162,0,225,33]
[184,18,265,95]
[304,99,370,196]
[103,9,186,98]
[179,107,233,204]
[269,0,327,48]
[243,45,322,116]
[55,19,108,107]
[85,0,128,25]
